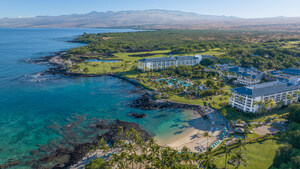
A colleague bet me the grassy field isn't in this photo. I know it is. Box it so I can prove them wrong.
[214,139,282,169]
[71,49,225,74]
[224,106,289,123]
[281,41,300,49]
[71,49,231,108]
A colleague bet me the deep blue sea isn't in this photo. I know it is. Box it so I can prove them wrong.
[0,28,190,168]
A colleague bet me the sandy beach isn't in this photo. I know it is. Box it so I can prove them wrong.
[70,108,228,169]
[156,109,227,152]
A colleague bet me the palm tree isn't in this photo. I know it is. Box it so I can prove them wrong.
[231,151,247,169]
[202,147,214,169]
[203,132,211,149]
[181,146,192,165]
[244,125,251,139]
[230,120,235,128]
[135,154,144,169]
[223,144,231,169]
[235,138,246,152]
[286,93,296,104]
[253,100,265,114]
[98,137,109,154]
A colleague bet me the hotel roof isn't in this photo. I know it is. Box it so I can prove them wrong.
[139,55,200,62]
[231,81,300,97]
[280,68,300,76]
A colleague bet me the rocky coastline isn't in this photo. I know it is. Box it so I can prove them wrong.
[25,52,208,168]
[23,119,152,169]
[130,93,208,118]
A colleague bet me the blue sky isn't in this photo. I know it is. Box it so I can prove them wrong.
[1,0,300,18]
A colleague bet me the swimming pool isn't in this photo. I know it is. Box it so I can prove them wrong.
[156,78,191,86]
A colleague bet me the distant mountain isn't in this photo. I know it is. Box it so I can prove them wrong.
[1,9,300,31]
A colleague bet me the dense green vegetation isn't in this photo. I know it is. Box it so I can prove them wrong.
[69,30,300,70]
[270,103,300,169]
[65,30,300,169]
[85,126,283,169]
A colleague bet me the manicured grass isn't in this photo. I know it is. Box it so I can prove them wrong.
[71,49,226,75]
[248,109,289,123]
[72,49,230,109]
[245,132,261,141]
[194,48,226,56]
[281,41,300,49]
[71,50,171,74]
[224,106,289,123]
[214,139,282,169]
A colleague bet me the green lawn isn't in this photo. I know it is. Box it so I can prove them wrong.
[71,49,226,75]
[72,49,231,109]
[224,106,289,123]
[214,139,282,169]
[71,50,171,74]
[281,41,300,49]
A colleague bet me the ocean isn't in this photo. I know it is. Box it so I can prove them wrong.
[0,28,191,168]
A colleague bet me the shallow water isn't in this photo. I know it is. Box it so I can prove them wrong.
[0,28,191,167]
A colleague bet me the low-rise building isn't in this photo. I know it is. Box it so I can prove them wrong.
[229,80,300,113]
[228,66,263,85]
[138,55,203,70]
[280,68,300,76]
[205,64,264,85]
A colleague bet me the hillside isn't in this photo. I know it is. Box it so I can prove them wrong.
[1,9,300,31]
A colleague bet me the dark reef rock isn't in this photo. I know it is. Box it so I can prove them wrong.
[128,113,146,119]
[99,120,152,145]
[32,119,152,169]
[93,120,109,129]
[0,159,20,169]
[131,94,206,113]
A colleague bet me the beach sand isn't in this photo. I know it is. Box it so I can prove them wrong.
[71,109,227,169]
[156,109,226,152]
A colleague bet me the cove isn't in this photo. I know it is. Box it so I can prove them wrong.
[0,28,191,167]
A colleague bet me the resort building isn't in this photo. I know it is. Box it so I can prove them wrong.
[270,67,300,82]
[279,68,300,76]
[227,66,263,85]
[205,64,264,85]
[138,55,203,70]
[229,79,300,113]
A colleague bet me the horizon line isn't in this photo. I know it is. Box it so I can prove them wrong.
[1,9,300,20]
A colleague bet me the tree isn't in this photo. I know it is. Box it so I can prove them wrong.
[221,109,228,117]
[288,103,300,123]
[202,147,215,169]
[230,120,235,128]
[235,138,247,152]
[206,79,215,88]
[86,158,110,169]
[83,67,89,74]
[230,151,247,169]
[98,137,109,153]
[244,125,251,139]
[203,132,211,148]
[200,58,217,66]
[223,144,231,169]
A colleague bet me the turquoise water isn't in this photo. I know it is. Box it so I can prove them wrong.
[0,28,190,167]
[156,78,191,86]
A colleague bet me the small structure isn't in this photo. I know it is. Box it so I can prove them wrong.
[234,127,245,134]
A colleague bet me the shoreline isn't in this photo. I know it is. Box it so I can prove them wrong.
[30,52,218,168]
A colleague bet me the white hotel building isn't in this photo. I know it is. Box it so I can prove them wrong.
[138,55,203,70]
[229,78,300,113]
